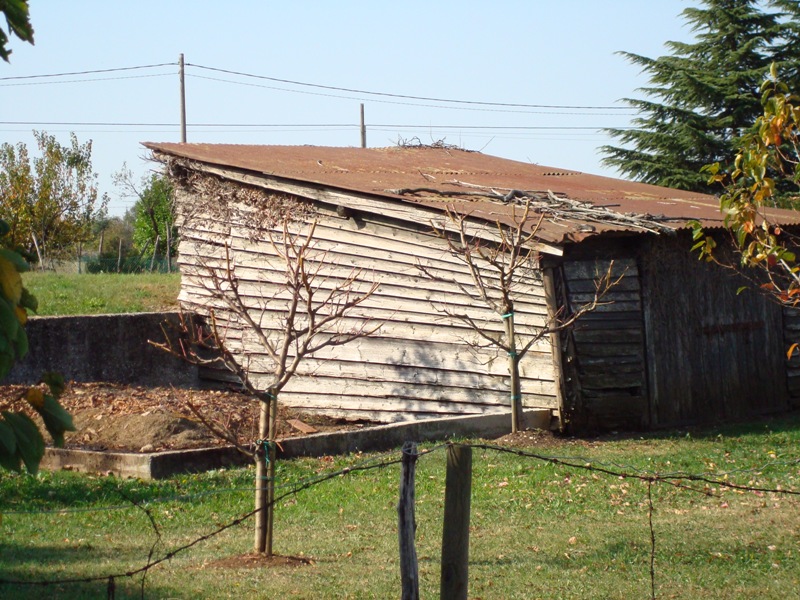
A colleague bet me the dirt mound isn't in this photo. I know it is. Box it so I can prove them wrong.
[0,382,364,453]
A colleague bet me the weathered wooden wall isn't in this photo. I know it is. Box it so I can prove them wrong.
[639,233,788,427]
[174,181,559,423]
[558,233,791,431]
[558,257,649,430]
[784,307,800,404]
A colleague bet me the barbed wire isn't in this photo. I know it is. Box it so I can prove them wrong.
[0,440,797,595]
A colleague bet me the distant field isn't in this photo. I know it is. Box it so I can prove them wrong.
[22,272,181,315]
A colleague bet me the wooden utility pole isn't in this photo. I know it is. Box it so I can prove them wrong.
[398,441,419,600]
[440,444,472,600]
[360,103,367,148]
[179,54,187,143]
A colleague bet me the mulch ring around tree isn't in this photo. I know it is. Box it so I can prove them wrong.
[0,382,369,453]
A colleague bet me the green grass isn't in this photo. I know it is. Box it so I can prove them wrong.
[2,414,800,599]
[22,272,181,315]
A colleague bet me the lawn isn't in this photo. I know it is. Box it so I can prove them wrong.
[22,272,181,315]
[1,414,799,599]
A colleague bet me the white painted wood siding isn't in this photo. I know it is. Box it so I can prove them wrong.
[175,184,557,422]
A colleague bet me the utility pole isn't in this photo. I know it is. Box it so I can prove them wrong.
[360,103,366,148]
[179,53,187,142]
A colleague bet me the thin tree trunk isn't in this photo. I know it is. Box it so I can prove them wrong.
[504,312,522,432]
[117,238,123,273]
[254,388,278,555]
[254,392,270,553]
[150,234,160,272]
[265,389,278,556]
[166,223,172,273]
[30,232,43,270]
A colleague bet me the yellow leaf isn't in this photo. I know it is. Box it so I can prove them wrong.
[788,343,799,360]
[0,257,22,305]
[25,388,44,409]
[14,306,26,325]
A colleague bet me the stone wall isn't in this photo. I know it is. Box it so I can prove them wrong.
[6,312,199,386]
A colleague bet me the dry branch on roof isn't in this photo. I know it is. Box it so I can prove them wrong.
[387,181,679,235]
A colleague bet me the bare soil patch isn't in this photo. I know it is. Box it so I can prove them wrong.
[0,382,368,453]
[492,428,595,449]
[0,382,578,454]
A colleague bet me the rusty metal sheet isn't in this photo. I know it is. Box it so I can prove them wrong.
[143,142,800,245]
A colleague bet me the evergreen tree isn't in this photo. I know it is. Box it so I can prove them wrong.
[601,0,800,192]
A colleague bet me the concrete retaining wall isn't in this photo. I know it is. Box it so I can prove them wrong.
[42,409,550,479]
[7,312,199,386]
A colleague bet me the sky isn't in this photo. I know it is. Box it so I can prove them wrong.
[1,1,693,216]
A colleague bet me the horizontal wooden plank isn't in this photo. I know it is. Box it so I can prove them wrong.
[178,278,553,332]
[569,311,644,328]
[276,392,559,418]
[564,258,638,281]
[571,343,644,359]
[580,376,645,390]
[572,329,643,344]
[569,290,642,304]
[190,326,557,378]
[177,242,549,310]
[566,277,640,294]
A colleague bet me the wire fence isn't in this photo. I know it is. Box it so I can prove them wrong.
[29,257,178,274]
[0,441,798,598]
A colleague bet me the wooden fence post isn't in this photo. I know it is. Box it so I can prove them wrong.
[398,441,419,600]
[440,443,472,600]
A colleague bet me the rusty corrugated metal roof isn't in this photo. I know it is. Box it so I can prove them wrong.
[143,142,800,246]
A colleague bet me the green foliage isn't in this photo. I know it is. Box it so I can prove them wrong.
[114,165,176,258]
[0,131,109,262]
[602,0,800,192]
[0,0,33,62]
[0,221,74,473]
[693,65,800,307]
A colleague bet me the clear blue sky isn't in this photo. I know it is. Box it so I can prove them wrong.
[1,1,692,215]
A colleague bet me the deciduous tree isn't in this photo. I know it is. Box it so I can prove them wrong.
[114,165,177,270]
[416,190,617,433]
[155,176,379,556]
[692,65,800,309]
[0,131,108,264]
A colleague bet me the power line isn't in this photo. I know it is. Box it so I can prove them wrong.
[0,73,174,87]
[0,120,634,130]
[188,73,637,117]
[187,63,632,111]
[0,62,176,81]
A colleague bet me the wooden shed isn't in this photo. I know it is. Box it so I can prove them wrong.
[146,143,800,431]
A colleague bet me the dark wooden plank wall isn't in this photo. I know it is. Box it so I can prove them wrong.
[782,306,800,405]
[560,258,649,430]
[639,234,788,427]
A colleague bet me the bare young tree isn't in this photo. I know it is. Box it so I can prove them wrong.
[155,180,379,556]
[419,196,617,433]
